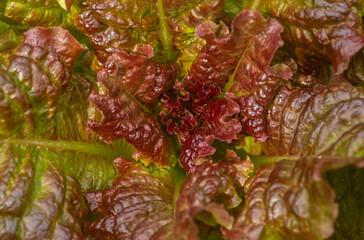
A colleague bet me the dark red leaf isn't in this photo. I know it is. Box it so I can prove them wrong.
[179,97,242,173]
[101,45,178,104]
[267,0,364,74]
[84,157,175,240]
[87,52,173,166]
[175,157,254,240]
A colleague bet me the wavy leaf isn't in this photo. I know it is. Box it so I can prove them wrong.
[85,157,175,240]
[0,27,135,238]
[71,0,224,64]
[223,156,364,240]
[1,0,75,29]
[179,97,242,173]
[0,144,88,239]
[85,154,254,240]
[254,81,364,239]
[262,82,364,157]
[98,45,179,104]
[267,0,364,74]
[175,156,254,239]
[87,50,174,167]
[162,10,292,172]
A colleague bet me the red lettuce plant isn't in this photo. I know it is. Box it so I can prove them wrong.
[1,0,364,239]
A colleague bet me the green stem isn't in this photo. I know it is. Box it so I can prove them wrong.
[223,42,250,93]
[248,0,262,11]
[231,0,246,9]
[157,0,176,61]
[250,155,300,167]
[223,58,240,93]
[124,87,152,114]
[2,138,134,159]
[169,164,187,205]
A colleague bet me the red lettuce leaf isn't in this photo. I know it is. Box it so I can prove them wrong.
[163,10,287,130]
[0,145,88,239]
[188,10,282,86]
[346,49,364,87]
[263,82,364,157]
[100,45,178,104]
[0,27,85,136]
[175,157,254,239]
[225,11,293,141]
[87,52,172,166]
[20,27,85,67]
[222,156,364,240]
[72,0,224,63]
[84,157,175,240]
[179,97,242,173]
[85,155,254,240]
[165,0,225,27]
[161,77,220,141]
[267,0,364,74]
[162,10,292,172]
[72,0,159,63]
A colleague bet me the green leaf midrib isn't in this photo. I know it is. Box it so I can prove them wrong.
[1,138,133,160]
[157,0,176,61]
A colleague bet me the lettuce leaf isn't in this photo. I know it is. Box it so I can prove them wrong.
[95,45,179,105]
[0,144,88,239]
[179,97,242,172]
[2,1,364,239]
[72,0,224,64]
[0,30,22,52]
[87,48,175,167]
[0,0,75,29]
[346,50,364,87]
[175,156,254,239]
[85,154,254,240]
[223,156,364,240]
[85,157,176,239]
[267,0,364,74]
[262,82,364,157]
[0,27,134,238]
[162,10,292,172]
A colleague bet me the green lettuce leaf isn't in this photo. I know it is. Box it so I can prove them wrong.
[326,166,364,240]
[0,0,74,29]
[0,30,22,52]
[223,0,247,18]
